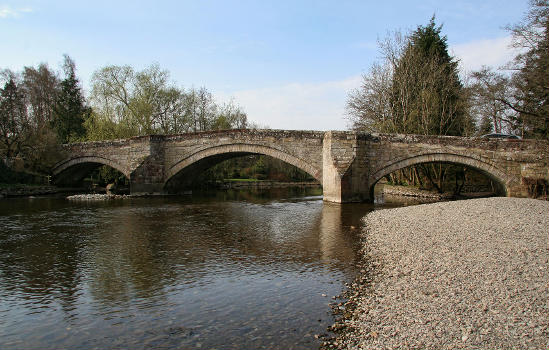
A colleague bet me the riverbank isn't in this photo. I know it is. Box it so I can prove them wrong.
[216,180,320,189]
[328,197,549,349]
[380,184,495,200]
[66,193,130,200]
[0,184,60,198]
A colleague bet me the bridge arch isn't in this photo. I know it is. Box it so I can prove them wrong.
[164,143,322,188]
[369,152,515,198]
[52,156,130,185]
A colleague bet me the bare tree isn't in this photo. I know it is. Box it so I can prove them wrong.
[347,62,393,132]
[469,67,518,134]
[0,75,29,160]
[507,0,548,139]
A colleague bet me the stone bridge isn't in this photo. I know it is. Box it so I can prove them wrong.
[52,129,549,202]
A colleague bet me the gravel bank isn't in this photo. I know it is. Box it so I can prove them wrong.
[330,197,549,350]
[66,194,130,200]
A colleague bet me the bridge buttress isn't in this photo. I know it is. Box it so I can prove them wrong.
[129,135,166,195]
[322,131,371,203]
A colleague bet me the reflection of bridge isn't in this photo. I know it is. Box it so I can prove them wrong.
[52,130,548,202]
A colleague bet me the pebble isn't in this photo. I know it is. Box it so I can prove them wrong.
[325,198,549,350]
[66,194,129,200]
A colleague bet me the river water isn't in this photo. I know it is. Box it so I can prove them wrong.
[0,188,408,350]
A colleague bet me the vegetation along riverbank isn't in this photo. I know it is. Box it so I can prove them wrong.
[326,197,549,350]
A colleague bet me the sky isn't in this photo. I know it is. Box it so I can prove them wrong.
[1,0,530,131]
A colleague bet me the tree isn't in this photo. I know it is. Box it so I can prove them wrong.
[507,0,549,139]
[88,63,185,138]
[467,0,548,139]
[0,76,29,159]
[19,64,64,172]
[347,19,474,136]
[390,17,471,136]
[22,64,59,129]
[88,63,248,140]
[347,62,393,132]
[52,55,90,143]
[346,18,475,194]
[211,100,248,130]
[469,67,518,134]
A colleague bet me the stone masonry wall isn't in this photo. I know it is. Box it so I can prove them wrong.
[53,130,549,201]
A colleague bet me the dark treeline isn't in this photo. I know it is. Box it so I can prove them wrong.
[347,2,548,139]
[1,1,547,191]
[0,56,305,186]
[90,154,315,191]
[346,1,548,194]
[196,155,315,185]
[0,58,249,168]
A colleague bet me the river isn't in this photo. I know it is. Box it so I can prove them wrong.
[0,187,412,350]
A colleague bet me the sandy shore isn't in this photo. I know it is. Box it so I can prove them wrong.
[329,197,549,350]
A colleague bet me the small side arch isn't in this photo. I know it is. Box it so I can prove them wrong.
[369,153,515,198]
[164,143,323,186]
[52,156,130,185]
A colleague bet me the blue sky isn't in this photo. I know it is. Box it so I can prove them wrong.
[1,0,529,130]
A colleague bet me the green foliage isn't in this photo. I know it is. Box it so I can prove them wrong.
[87,165,128,187]
[87,63,247,140]
[0,161,48,185]
[0,63,66,176]
[384,163,500,195]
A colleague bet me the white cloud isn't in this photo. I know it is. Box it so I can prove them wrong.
[219,76,362,131]
[450,36,516,73]
[0,5,32,18]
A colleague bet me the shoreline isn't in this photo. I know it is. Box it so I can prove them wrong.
[327,197,549,349]
[380,184,496,200]
[1,182,491,200]
[0,181,321,198]
[0,185,62,198]
[212,180,321,190]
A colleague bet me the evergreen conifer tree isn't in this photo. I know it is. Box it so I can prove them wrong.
[391,17,470,136]
[52,55,90,143]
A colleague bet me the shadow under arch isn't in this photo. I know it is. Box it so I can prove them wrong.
[368,153,513,199]
[164,143,322,191]
[52,156,130,186]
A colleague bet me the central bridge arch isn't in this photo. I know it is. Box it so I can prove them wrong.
[164,143,323,190]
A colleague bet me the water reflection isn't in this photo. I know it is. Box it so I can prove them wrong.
[0,189,380,350]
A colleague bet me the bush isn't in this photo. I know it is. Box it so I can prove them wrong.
[0,161,48,185]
